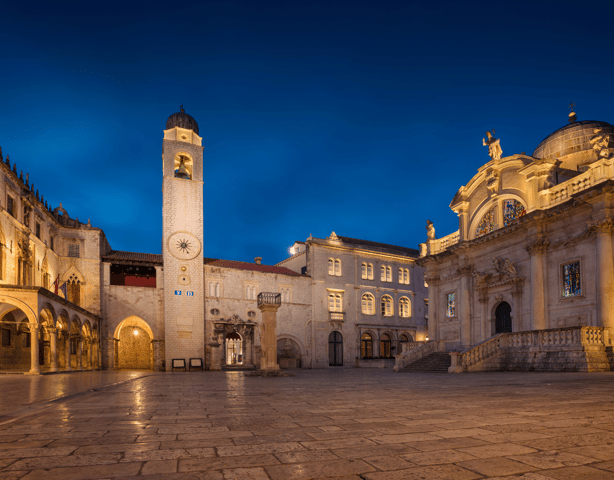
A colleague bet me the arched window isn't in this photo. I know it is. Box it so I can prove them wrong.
[361,293,375,314]
[328,293,342,312]
[380,334,391,358]
[329,331,343,366]
[476,208,494,238]
[361,333,373,359]
[226,332,243,365]
[398,268,410,284]
[381,295,393,316]
[67,274,81,306]
[328,258,341,276]
[503,199,526,226]
[399,297,410,317]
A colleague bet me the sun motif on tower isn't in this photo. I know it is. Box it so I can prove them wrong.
[168,231,201,260]
[176,237,192,254]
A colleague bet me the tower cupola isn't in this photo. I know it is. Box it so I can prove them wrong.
[166,105,199,134]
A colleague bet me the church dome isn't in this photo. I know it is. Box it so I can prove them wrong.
[166,106,199,134]
[532,120,614,164]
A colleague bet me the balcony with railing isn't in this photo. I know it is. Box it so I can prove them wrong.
[257,292,281,307]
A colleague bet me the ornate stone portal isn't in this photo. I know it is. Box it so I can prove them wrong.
[210,315,256,370]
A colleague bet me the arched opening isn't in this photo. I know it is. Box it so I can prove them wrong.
[174,153,193,180]
[114,316,154,370]
[328,331,343,366]
[495,302,512,334]
[277,337,302,369]
[226,332,243,365]
[360,332,373,359]
[380,334,392,358]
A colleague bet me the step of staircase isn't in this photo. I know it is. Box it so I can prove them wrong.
[401,352,451,372]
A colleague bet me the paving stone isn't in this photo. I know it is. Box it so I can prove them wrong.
[457,456,538,476]
[4,453,122,471]
[19,462,142,480]
[273,449,340,463]
[361,464,482,479]
[0,441,51,450]
[539,465,614,479]
[430,427,495,438]
[362,454,416,470]
[160,439,234,449]
[401,448,478,465]
[368,432,442,444]
[222,467,269,480]
[300,437,377,450]
[179,454,281,472]
[508,449,597,469]
[404,436,489,452]
[217,442,306,456]
[332,444,419,458]
[457,442,538,458]
[0,446,78,459]
[592,460,614,472]
[0,472,29,480]
[142,459,179,474]
[564,444,614,461]
[265,458,376,480]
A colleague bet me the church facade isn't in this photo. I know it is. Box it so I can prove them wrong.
[410,111,614,372]
[0,108,426,373]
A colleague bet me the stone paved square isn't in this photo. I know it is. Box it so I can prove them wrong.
[0,370,613,479]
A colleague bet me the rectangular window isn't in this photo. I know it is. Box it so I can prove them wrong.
[362,263,367,279]
[22,332,31,348]
[6,196,14,217]
[328,293,343,312]
[35,222,41,239]
[68,244,80,258]
[1,328,11,347]
[50,236,55,251]
[446,292,456,317]
[562,261,581,297]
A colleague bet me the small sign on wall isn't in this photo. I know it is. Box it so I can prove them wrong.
[175,290,182,295]
[187,291,194,296]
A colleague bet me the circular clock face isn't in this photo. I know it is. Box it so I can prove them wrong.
[168,231,201,260]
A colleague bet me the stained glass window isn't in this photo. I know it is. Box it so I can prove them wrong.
[503,199,526,226]
[475,208,494,237]
[563,262,581,297]
[446,292,456,317]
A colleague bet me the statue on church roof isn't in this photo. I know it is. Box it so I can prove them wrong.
[590,128,611,159]
[483,130,503,160]
[426,220,436,240]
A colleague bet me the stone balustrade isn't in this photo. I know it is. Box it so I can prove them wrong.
[393,340,443,371]
[427,231,460,255]
[449,326,610,373]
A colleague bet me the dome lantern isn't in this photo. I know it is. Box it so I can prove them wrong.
[165,105,199,134]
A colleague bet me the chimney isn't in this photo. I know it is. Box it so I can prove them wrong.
[254,257,262,265]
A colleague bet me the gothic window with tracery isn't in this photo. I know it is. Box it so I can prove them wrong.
[475,208,494,237]
[503,199,526,226]
[67,274,81,306]
[562,261,581,297]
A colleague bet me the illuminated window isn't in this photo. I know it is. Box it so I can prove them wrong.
[399,297,410,317]
[562,261,581,297]
[361,262,374,280]
[361,293,375,314]
[475,208,494,238]
[446,292,456,317]
[380,334,391,357]
[503,199,526,226]
[381,295,393,316]
[381,266,392,282]
[328,258,341,276]
[361,333,373,359]
[328,293,343,312]
[398,268,410,284]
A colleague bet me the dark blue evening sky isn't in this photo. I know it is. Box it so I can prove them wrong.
[1,1,614,264]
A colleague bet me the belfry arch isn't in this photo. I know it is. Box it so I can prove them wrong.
[113,316,154,370]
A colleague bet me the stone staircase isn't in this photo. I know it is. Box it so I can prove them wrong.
[400,352,451,373]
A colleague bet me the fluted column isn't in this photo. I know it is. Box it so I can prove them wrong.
[596,220,614,344]
[49,327,58,372]
[459,266,473,348]
[27,324,41,375]
[526,240,549,330]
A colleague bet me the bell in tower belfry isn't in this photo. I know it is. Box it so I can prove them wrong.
[175,155,191,179]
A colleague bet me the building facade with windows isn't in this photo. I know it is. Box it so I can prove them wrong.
[278,232,428,368]
[413,113,614,372]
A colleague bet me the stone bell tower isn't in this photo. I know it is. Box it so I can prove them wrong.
[162,106,205,370]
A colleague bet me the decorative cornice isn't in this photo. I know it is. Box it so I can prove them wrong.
[526,239,549,255]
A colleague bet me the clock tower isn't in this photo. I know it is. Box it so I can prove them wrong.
[162,107,205,370]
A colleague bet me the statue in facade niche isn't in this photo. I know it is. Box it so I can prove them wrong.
[483,130,503,160]
[493,257,516,276]
[590,128,611,159]
[426,220,436,240]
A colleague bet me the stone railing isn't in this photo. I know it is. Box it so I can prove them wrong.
[449,326,608,373]
[540,158,614,210]
[399,341,424,355]
[427,230,460,256]
[393,340,444,372]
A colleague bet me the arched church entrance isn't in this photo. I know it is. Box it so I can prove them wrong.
[328,331,343,366]
[114,316,153,370]
[225,332,243,365]
[495,302,512,334]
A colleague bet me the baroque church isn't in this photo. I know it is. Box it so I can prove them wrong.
[393,109,614,372]
[0,108,427,373]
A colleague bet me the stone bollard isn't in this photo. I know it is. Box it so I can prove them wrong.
[448,351,464,373]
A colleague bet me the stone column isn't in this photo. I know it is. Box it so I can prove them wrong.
[458,266,473,348]
[258,303,280,371]
[512,282,524,332]
[27,324,41,375]
[427,276,438,341]
[479,292,490,342]
[596,220,614,344]
[77,338,83,370]
[526,240,549,330]
[65,335,73,371]
[49,327,58,372]
[88,341,93,370]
